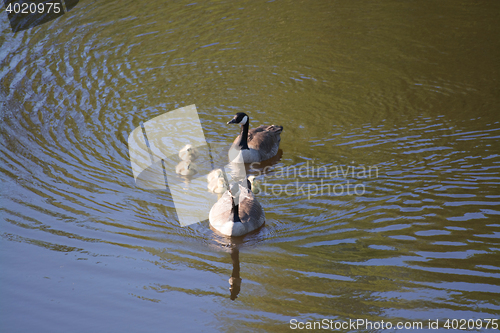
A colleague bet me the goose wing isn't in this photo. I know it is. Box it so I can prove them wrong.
[247,125,283,161]
[209,191,232,226]
[209,186,265,235]
[238,189,265,229]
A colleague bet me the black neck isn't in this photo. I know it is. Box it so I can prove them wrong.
[231,197,241,222]
[236,121,249,150]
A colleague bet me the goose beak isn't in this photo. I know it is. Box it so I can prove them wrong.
[227,119,237,124]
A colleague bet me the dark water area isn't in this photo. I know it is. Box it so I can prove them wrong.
[1,0,499,332]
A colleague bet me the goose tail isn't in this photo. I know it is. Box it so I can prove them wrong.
[217,221,247,237]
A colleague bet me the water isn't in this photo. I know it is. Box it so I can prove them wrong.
[1,0,499,332]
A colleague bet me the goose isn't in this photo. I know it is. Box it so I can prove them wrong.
[175,160,197,176]
[207,169,260,195]
[227,112,283,163]
[209,182,265,237]
[179,144,198,161]
[207,169,228,193]
[207,168,226,184]
[208,176,228,194]
[247,175,261,195]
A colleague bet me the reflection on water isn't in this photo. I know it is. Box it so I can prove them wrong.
[229,248,241,301]
[211,223,268,301]
[1,0,499,331]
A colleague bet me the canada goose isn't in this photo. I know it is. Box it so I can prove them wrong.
[208,176,229,194]
[175,160,197,176]
[207,169,259,194]
[207,168,225,184]
[209,182,265,237]
[207,169,228,193]
[179,144,198,161]
[247,175,261,194]
[227,112,283,163]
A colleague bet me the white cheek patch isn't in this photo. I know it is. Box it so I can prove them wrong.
[240,116,248,125]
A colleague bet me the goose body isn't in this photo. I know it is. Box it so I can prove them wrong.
[175,160,197,176]
[227,113,283,163]
[209,183,265,237]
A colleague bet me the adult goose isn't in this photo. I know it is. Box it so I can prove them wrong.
[227,112,283,163]
[209,182,265,237]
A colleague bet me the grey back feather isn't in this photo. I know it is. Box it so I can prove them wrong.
[232,125,283,162]
[209,185,265,236]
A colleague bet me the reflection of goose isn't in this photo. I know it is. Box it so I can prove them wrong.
[229,248,241,300]
[210,227,265,300]
[209,183,265,237]
[179,144,198,161]
[175,160,197,176]
[227,112,283,163]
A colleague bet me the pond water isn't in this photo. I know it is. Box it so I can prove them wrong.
[1,0,499,332]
